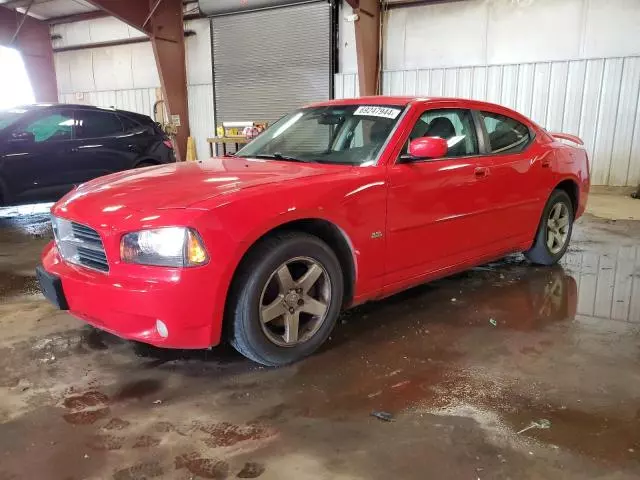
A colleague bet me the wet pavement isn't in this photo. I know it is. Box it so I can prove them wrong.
[0,206,639,479]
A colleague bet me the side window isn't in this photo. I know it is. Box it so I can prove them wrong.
[19,110,74,142]
[480,111,531,154]
[406,108,478,157]
[75,110,124,139]
[118,115,142,132]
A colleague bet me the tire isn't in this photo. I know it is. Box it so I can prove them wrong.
[525,189,574,266]
[228,232,344,366]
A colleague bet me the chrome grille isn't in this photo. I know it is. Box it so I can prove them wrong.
[52,217,109,272]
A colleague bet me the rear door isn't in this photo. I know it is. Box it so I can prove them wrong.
[71,109,135,181]
[476,110,547,247]
[1,108,76,203]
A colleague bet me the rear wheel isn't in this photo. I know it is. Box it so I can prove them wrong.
[228,232,344,366]
[525,189,574,265]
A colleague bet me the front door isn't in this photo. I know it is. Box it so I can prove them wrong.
[384,107,495,290]
[1,108,76,204]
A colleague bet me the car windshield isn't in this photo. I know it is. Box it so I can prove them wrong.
[237,105,405,165]
[0,108,27,131]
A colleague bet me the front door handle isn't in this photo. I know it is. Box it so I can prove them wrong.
[474,167,489,178]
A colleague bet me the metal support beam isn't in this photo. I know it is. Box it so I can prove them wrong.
[0,6,58,102]
[149,0,189,162]
[86,0,152,34]
[350,0,380,96]
[87,0,190,161]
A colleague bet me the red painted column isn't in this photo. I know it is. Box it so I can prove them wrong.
[88,0,190,162]
[0,6,58,102]
[346,0,380,96]
[149,0,190,163]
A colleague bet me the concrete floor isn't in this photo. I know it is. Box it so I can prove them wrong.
[0,202,639,479]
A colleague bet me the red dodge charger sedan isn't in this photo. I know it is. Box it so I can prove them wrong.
[37,96,590,366]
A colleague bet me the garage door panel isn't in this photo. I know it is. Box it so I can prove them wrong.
[211,1,331,124]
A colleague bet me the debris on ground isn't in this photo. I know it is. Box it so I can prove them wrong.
[517,418,552,434]
[451,298,457,302]
[371,411,394,422]
[489,318,497,327]
[391,380,410,389]
[153,399,162,405]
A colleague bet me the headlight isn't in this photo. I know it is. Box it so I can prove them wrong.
[120,227,208,267]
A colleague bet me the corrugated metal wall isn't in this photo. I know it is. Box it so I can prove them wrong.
[58,88,159,118]
[337,0,640,186]
[53,18,217,160]
[335,56,640,187]
[383,56,640,187]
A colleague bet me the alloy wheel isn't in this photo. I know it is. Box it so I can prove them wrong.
[259,256,331,347]
[546,202,570,254]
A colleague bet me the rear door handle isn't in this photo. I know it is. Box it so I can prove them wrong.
[474,167,489,178]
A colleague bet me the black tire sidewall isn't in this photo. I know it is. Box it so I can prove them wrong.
[530,190,574,264]
[233,235,343,365]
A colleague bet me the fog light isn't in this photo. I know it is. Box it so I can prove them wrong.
[156,320,169,338]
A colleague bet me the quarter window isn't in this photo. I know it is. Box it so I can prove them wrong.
[406,109,478,157]
[480,111,531,154]
[75,110,124,139]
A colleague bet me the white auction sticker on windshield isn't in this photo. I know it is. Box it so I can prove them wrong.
[353,106,401,119]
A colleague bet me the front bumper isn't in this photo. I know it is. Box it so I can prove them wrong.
[40,241,223,349]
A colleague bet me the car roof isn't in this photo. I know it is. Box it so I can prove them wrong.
[308,95,514,111]
[306,95,535,126]
[5,103,149,118]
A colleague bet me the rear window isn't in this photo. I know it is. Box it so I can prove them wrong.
[480,111,531,154]
[75,110,124,139]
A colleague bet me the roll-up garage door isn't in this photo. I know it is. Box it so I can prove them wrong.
[210,1,332,125]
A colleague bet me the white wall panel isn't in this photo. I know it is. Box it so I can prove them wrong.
[187,84,216,160]
[340,54,640,186]
[366,0,640,186]
[51,17,145,48]
[186,19,213,85]
[54,19,214,152]
[59,88,157,118]
[487,0,583,64]
[402,0,487,70]
[583,0,640,58]
[130,43,161,89]
[339,2,357,74]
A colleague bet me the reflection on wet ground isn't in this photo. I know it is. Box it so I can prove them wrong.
[0,208,639,479]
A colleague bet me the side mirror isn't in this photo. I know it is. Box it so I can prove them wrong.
[403,136,448,161]
[10,131,35,143]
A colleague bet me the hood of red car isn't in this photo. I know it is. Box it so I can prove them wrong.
[54,157,340,216]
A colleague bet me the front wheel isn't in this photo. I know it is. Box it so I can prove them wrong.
[525,189,574,265]
[228,232,344,366]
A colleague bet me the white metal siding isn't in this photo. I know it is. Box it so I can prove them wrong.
[337,0,640,186]
[369,57,640,187]
[54,19,216,159]
[187,84,216,160]
[58,88,158,117]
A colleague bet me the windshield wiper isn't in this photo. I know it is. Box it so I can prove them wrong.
[250,153,310,163]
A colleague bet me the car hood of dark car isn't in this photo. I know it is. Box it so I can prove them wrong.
[54,156,345,215]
